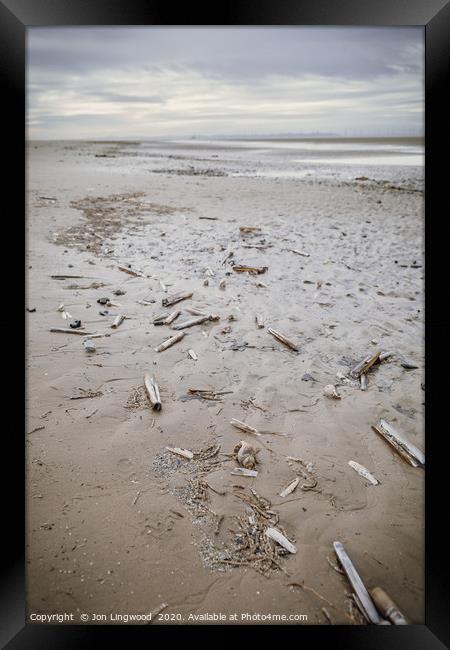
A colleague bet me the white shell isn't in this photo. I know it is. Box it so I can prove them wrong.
[236,441,257,469]
[348,460,379,485]
[265,527,297,554]
[379,419,425,466]
[188,349,198,360]
[83,339,96,352]
[279,477,300,498]
[230,418,260,435]
[111,313,125,328]
[230,468,258,477]
[166,447,193,460]
[323,384,341,399]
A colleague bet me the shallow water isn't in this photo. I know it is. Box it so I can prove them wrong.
[124,137,425,187]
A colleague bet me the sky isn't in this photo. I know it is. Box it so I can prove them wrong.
[27,27,424,140]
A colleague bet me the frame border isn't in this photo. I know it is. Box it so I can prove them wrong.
[2,0,449,646]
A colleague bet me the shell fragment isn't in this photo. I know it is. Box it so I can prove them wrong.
[267,327,299,351]
[83,339,96,353]
[265,527,297,554]
[323,384,341,399]
[348,460,379,485]
[279,477,301,498]
[230,418,260,436]
[144,374,162,411]
[111,314,125,328]
[230,468,258,477]
[166,447,194,460]
[372,419,424,467]
[154,331,185,352]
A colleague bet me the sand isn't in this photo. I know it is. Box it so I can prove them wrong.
[26,139,424,625]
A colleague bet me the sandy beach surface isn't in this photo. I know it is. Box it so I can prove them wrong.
[26,138,424,625]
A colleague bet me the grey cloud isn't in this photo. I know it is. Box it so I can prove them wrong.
[28,27,423,81]
[87,91,164,104]
[26,27,424,139]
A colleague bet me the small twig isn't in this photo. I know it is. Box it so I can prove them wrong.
[27,425,45,434]
[322,607,333,623]
[326,555,345,575]
[205,483,226,496]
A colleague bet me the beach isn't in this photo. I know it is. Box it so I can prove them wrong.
[26,137,424,625]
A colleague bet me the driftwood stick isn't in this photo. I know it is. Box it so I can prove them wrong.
[154,331,185,352]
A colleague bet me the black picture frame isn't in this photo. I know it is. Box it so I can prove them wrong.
[2,1,449,646]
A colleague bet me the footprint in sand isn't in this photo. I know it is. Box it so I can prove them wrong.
[116,457,133,472]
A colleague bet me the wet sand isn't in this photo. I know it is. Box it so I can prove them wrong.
[26,139,424,625]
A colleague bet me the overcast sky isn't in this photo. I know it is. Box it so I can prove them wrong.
[27,27,424,139]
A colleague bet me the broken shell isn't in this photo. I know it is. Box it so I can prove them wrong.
[235,440,258,469]
[265,527,297,554]
[111,313,125,329]
[144,374,162,411]
[348,460,379,485]
[231,468,258,477]
[241,455,256,469]
[255,314,265,329]
[83,339,96,353]
[230,419,260,436]
[166,447,193,460]
[279,477,300,498]
[323,384,341,399]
